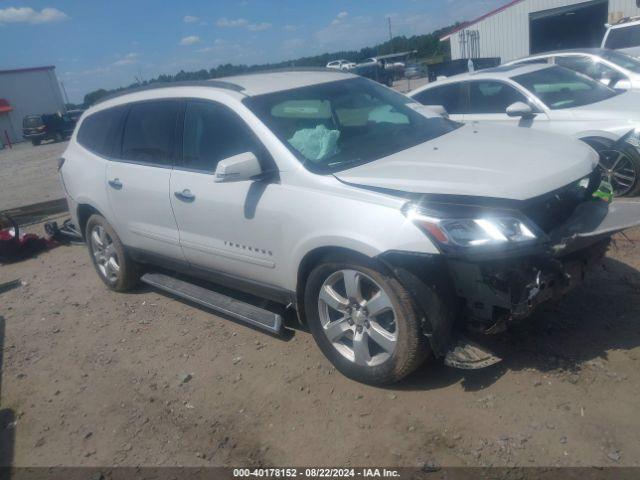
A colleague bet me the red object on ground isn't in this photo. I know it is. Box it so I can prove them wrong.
[0,214,57,262]
[0,99,12,113]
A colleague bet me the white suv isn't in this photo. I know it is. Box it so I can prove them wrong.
[60,70,639,384]
[603,17,640,58]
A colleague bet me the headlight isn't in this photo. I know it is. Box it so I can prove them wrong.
[403,204,539,250]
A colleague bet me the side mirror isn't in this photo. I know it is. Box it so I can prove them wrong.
[214,152,262,183]
[506,101,535,118]
[613,78,632,90]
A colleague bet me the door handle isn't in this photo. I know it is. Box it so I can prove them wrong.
[108,178,123,190]
[174,189,196,202]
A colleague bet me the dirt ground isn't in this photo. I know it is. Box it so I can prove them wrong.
[0,141,67,211]
[1,215,639,468]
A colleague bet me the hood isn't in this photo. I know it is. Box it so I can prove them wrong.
[334,123,597,201]
[570,90,640,121]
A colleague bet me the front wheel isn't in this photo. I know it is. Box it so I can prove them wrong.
[304,255,429,385]
[86,214,139,292]
[582,137,640,197]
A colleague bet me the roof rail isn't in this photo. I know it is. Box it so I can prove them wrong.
[230,66,353,75]
[93,79,245,106]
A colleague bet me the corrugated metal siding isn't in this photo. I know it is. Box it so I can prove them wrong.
[0,69,65,143]
[449,0,640,61]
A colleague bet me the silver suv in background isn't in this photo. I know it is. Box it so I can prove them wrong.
[505,49,640,91]
[59,70,640,385]
[602,17,640,58]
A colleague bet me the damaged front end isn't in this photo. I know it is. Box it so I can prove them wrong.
[387,173,640,367]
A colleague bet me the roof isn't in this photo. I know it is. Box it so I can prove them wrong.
[440,0,524,40]
[0,65,55,75]
[505,48,639,65]
[414,63,552,88]
[220,69,356,96]
[93,68,356,107]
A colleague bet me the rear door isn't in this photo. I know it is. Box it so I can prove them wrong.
[105,99,186,263]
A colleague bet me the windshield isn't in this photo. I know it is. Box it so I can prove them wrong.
[605,24,640,50]
[23,116,42,128]
[513,66,618,109]
[602,50,640,73]
[243,78,461,173]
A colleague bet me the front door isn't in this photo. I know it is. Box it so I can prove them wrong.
[463,80,550,128]
[170,100,283,286]
[106,99,186,262]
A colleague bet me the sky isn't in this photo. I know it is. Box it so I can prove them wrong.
[0,0,505,103]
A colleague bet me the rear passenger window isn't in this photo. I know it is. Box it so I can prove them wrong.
[412,84,466,114]
[121,101,180,166]
[182,101,266,173]
[77,107,125,157]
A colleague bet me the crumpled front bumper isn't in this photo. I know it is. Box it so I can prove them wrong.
[449,199,640,332]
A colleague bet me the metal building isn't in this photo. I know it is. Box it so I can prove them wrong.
[0,66,66,145]
[442,0,640,63]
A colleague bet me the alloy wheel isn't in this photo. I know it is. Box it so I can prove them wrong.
[317,269,398,367]
[90,225,120,283]
[598,149,638,196]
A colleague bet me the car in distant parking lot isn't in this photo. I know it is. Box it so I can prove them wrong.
[326,60,356,71]
[505,49,640,91]
[409,64,640,196]
[23,113,75,146]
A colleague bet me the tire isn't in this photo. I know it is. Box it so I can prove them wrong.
[304,254,429,385]
[582,137,640,197]
[85,214,139,292]
[54,132,63,143]
[32,139,41,146]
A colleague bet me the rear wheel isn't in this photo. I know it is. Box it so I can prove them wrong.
[86,214,139,292]
[32,139,41,146]
[304,255,429,385]
[582,137,640,197]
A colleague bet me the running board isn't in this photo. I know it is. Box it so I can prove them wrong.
[141,272,283,335]
[444,337,502,370]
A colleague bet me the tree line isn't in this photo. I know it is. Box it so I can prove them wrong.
[81,23,458,107]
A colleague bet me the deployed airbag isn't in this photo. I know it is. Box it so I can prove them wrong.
[288,125,340,163]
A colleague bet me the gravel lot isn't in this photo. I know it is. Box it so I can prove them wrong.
[0,140,67,211]
[1,218,639,468]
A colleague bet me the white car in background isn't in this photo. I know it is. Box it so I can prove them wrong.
[505,49,640,91]
[326,59,355,71]
[409,64,640,196]
[602,17,640,58]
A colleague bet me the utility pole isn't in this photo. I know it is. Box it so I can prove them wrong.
[60,81,70,106]
[387,17,393,42]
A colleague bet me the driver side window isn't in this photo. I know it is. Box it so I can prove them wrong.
[468,81,528,114]
[182,101,267,173]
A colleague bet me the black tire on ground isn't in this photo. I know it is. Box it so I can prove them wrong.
[582,137,640,197]
[304,254,430,385]
[85,214,139,292]
[32,139,41,146]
